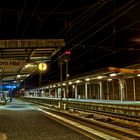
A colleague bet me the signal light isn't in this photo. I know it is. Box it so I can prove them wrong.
[64,50,71,55]
[62,50,71,62]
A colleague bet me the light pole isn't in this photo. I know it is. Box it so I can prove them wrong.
[59,60,63,109]
[38,62,47,96]
[65,59,69,109]
[59,50,71,109]
[63,50,71,109]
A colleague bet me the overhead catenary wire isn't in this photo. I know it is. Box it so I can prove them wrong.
[50,0,139,65]
[63,1,108,37]
[71,0,140,49]
[44,19,140,83]
[16,0,28,35]
[24,0,140,86]
[67,1,140,70]
[64,0,138,47]
[58,2,107,36]
[33,0,65,38]
[21,0,41,38]
[70,21,140,71]
[40,0,139,83]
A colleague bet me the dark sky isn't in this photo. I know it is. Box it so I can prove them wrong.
[0,0,140,88]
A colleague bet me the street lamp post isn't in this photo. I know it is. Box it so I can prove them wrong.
[39,71,42,87]
[65,59,69,109]
[59,60,63,109]
[59,50,71,109]
[38,62,47,96]
[63,50,71,109]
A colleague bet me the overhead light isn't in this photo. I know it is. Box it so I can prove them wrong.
[25,64,35,68]
[69,82,72,85]
[26,74,30,77]
[110,73,117,77]
[108,78,112,81]
[76,80,81,83]
[17,75,21,78]
[137,74,140,77]
[97,76,103,79]
[62,83,66,86]
[85,78,90,81]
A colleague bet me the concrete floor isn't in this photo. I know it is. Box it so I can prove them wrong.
[0,99,91,140]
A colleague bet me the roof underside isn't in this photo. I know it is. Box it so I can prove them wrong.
[0,39,65,83]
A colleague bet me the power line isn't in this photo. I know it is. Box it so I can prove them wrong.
[21,0,41,38]
[16,0,28,35]
[58,2,102,36]
[63,1,108,37]
[70,22,140,71]
[33,0,65,38]
[65,0,138,47]
[73,0,139,48]
[50,0,139,65]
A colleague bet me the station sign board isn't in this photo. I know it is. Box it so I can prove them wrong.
[0,59,26,68]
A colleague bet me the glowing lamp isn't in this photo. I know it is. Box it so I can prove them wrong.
[64,50,71,55]
[38,62,47,71]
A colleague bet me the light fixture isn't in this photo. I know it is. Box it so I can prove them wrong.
[26,74,30,77]
[137,74,140,77]
[110,73,117,77]
[69,81,72,85]
[85,78,90,81]
[38,62,47,71]
[17,75,21,78]
[108,78,112,81]
[25,63,35,68]
[76,80,81,83]
[97,76,103,79]
[62,83,66,86]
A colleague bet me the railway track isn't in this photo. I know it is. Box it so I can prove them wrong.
[26,100,140,140]
[68,107,140,131]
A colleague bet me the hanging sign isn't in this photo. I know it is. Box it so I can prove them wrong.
[0,59,26,68]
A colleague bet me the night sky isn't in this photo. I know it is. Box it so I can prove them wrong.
[0,0,139,88]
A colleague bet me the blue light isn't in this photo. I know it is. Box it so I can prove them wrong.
[5,85,16,89]
[0,85,17,89]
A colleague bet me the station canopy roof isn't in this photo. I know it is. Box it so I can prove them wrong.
[0,39,65,84]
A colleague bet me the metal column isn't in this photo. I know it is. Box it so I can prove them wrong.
[65,61,69,109]
[85,82,88,99]
[99,82,103,100]
[133,77,136,101]
[75,85,78,99]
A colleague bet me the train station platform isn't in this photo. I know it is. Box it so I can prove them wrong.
[21,97,140,117]
[0,99,91,140]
